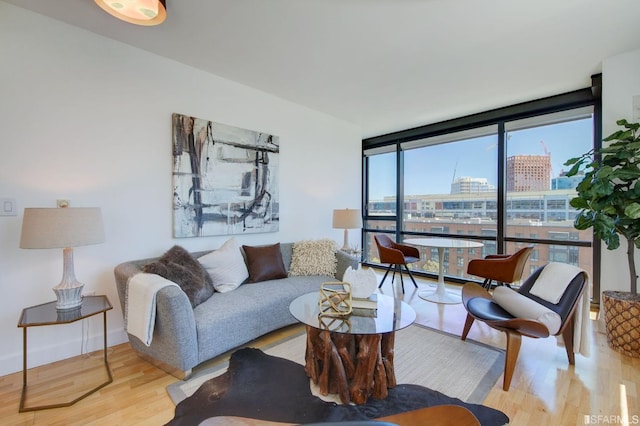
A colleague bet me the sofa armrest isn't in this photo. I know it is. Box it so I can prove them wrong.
[114,261,145,313]
[128,285,199,372]
[114,260,199,373]
[335,250,360,280]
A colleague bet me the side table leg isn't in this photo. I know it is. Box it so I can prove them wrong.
[19,327,27,412]
[103,311,113,382]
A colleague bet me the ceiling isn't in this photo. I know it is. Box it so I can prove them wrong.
[5,0,640,138]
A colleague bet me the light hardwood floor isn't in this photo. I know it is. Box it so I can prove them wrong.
[2,274,639,426]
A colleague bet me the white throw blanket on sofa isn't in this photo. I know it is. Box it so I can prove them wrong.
[125,273,179,346]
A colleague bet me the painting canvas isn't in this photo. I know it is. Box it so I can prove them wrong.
[172,113,279,238]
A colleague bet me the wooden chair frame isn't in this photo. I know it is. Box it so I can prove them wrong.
[461,268,587,391]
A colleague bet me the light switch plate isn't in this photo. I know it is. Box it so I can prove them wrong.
[0,198,17,216]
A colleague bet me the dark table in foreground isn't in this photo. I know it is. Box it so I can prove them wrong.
[289,292,415,404]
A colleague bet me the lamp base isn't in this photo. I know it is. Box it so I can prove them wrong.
[54,247,85,310]
[341,229,350,252]
[56,305,83,321]
[54,285,84,310]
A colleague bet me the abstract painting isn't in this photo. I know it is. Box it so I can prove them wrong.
[172,113,279,238]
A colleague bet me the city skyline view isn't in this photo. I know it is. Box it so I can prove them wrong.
[369,117,594,200]
[362,106,596,305]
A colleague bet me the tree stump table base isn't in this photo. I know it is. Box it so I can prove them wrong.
[303,325,396,404]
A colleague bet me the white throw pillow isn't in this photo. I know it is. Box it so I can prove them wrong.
[198,238,249,293]
[492,286,562,334]
[289,239,337,277]
[529,262,583,303]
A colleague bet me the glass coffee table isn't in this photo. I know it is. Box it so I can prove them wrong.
[289,292,415,404]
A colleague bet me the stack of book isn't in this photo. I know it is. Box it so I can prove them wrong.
[351,294,378,317]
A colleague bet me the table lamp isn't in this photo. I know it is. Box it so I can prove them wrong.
[20,207,105,310]
[332,208,362,251]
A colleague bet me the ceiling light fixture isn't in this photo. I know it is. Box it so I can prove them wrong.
[94,0,166,26]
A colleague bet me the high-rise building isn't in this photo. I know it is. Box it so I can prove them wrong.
[552,170,584,190]
[507,155,551,192]
[450,177,495,194]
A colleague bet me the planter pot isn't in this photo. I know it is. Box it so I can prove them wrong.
[602,290,640,358]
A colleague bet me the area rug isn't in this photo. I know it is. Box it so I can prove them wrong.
[165,346,509,425]
[168,324,505,406]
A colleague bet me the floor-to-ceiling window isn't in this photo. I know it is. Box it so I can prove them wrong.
[400,125,499,278]
[363,147,397,262]
[503,107,595,297]
[362,84,601,302]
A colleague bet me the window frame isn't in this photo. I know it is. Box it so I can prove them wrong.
[361,77,602,304]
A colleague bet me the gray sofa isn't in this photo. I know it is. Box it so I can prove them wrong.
[114,242,358,379]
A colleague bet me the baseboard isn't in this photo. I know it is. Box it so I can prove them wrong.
[0,326,128,377]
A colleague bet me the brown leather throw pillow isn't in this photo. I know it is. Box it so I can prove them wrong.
[242,243,288,283]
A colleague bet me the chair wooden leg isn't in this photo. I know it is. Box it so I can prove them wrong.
[461,314,475,340]
[403,264,419,289]
[378,265,394,289]
[562,315,576,365]
[503,331,522,391]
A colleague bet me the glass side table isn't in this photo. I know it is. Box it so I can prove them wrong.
[17,295,113,412]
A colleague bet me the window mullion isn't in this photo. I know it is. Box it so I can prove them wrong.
[497,121,506,254]
[396,142,403,241]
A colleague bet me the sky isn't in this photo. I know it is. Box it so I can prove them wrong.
[368,117,593,199]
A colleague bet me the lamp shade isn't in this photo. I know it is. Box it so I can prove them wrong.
[94,0,167,26]
[20,208,105,249]
[332,209,362,230]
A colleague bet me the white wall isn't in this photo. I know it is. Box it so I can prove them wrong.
[0,3,362,376]
[601,48,640,295]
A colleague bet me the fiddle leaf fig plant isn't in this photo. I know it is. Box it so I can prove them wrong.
[564,119,640,296]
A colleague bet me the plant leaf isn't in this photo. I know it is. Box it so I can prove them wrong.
[624,203,640,219]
